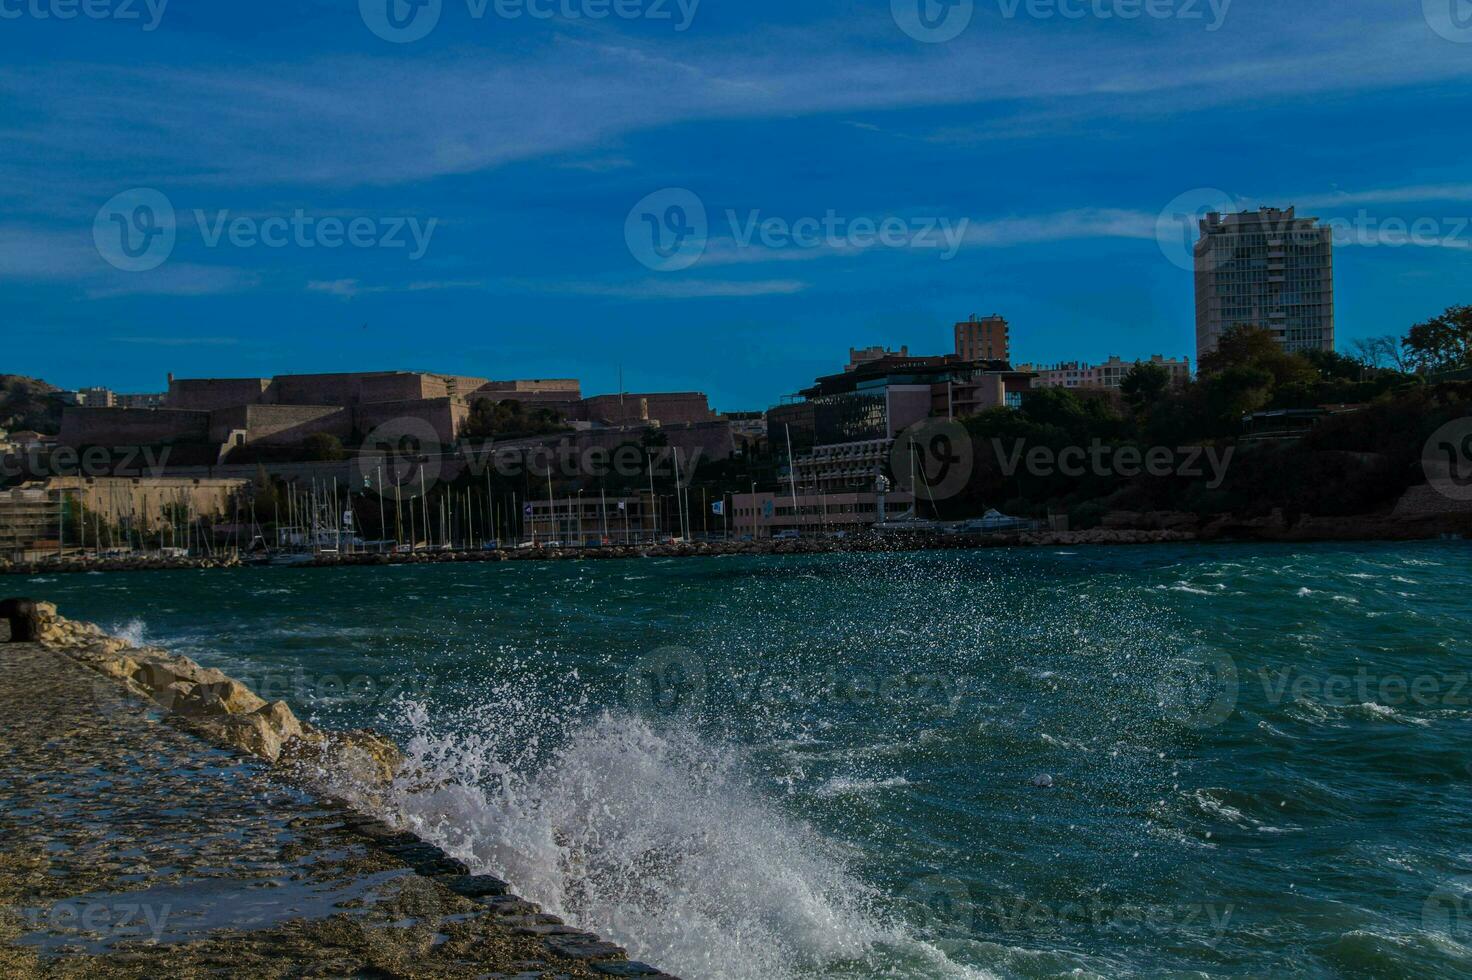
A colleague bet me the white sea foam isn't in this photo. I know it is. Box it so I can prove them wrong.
[373,696,953,980]
[814,776,912,797]
[110,618,147,647]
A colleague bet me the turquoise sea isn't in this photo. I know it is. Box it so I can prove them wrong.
[33,542,1472,979]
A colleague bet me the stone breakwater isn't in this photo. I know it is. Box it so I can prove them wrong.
[3,604,680,979]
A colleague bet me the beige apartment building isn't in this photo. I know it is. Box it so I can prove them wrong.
[1195,207,1334,360]
[1019,355,1191,391]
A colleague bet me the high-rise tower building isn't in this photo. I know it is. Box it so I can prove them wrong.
[1195,207,1334,361]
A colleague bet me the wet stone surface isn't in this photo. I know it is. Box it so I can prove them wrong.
[0,641,666,979]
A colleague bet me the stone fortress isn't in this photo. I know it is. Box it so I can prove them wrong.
[58,370,725,459]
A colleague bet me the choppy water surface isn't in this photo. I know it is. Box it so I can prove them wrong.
[42,542,1472,978]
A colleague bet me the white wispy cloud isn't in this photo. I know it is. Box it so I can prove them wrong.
[308,278,363,298]
[0,5,1463,194]
[1293,184,1472,208]
[556,278,810,299]
[85,265,260,299]
[960,209,1159,246]
[308,278,487,299]
[112,336,241,347]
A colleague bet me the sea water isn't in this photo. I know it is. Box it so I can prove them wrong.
[41,541,1472,978]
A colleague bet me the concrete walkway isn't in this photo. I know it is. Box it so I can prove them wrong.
[0,640,675,979]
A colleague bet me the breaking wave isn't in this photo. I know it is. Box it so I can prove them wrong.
[371,688,973,980]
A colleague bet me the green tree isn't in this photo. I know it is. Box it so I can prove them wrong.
[1301,348,1364,382]
[1120,362,1171,411]
[1199,325,1318,388]
[1404,305,1472,373]
[462,399,569,440]
[301,433,347,461]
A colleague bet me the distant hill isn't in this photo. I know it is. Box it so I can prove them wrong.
[0,375,64,435]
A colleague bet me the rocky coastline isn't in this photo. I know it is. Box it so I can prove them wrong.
[3,507,1468,578]
[3,604,679,978]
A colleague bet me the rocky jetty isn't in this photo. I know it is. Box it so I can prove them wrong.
[6,605,680,979]
[0,554,240,576]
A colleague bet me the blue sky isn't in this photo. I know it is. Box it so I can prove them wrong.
[3,0,1471,410]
